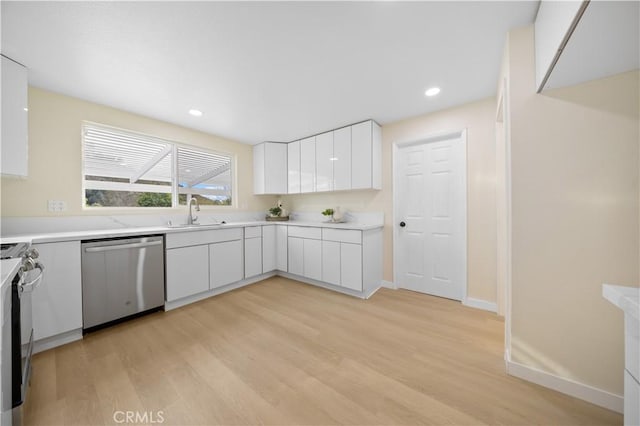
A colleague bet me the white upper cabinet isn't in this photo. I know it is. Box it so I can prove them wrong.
[351,120,382,190]
[300,136,316,193]
[253,142,287,194]
[333,126,351,191]
[253,143,265,193]
[287,140,301,194]
[315,131,333,192]
[259,119,380,195]
[1,55,28,177]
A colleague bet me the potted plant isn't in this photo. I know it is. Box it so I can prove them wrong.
[269,206,282,217]
[321,208,334,221]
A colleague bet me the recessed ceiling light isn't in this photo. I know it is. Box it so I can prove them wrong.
[189,109,203,117]
[425,87,441,97]
[185,169,192,173]
[329,157,338,161]
[23,107,28,112]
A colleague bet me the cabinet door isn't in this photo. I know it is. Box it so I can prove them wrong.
[265,143,288,194]
[351,121,373,189]
[32,241,82,340]
[333,126,351,191]
[300,136,316,193]
[166,245,209,301]
[288,140,301,194]
[244,237,262,278]
[303,239,322,281]
[1,56,28,177]
[253,143,265,194]
[276,225,288,271]
[372,122,382,190]
[315,131,333,192]
[210,240,243,288]
[288,237,304,276]
[322,241,341,286]
[341,243,363,291]
[262,225,276,273]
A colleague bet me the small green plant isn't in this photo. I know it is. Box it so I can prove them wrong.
[321,208,334,217]
[269,206,282,217]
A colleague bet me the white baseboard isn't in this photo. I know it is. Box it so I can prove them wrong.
[381,280,397,289]
[34,329,83,354]
[506,356,623,413]
[462,297,497,313]
[366,284,383,299]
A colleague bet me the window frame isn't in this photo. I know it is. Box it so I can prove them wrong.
[81,121,236,210]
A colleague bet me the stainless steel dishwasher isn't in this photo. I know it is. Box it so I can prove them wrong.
[81,235,165,331]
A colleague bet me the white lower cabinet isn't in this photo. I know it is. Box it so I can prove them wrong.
[289,235,322,281]
[166,245,209,302]
[244,237,263,278]
[303,239,322,281]
[210,240,243,289]
[287,226,381,295]
[288,237,304,276]
[321,240,362,290]
[340,243,362,291]
[262,225,276,273]
[276,225,288,271]
[32,241,82,340]
[321,241,341,286]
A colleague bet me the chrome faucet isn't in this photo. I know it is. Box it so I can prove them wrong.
[187,197,200,225]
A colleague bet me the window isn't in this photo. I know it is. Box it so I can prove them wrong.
[82,123,233,208]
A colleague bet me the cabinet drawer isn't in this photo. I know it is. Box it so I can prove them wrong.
[166,228,242,248]
[322,228,361,244]
[287,226,322,240]
[244,226,262,239]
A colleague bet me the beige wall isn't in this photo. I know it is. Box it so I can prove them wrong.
[507,25,639,395]
[0,87,277,217]
[284,97,499,303]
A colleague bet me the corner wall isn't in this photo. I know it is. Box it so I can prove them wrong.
[283,97,498,304]
[0,87,277,218]
[507,25,639,397]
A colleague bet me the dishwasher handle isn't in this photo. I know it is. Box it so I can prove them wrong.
[84,240,162,253]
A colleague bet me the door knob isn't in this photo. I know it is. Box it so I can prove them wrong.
[399,221,406,227]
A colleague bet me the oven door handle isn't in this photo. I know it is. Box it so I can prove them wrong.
[19,262,45,293]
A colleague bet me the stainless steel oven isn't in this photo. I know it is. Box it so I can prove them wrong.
[0,243,44,426]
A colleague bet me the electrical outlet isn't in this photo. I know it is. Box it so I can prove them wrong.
[47,200,67,212]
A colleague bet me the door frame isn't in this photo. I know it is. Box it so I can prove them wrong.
[392,129,468,302]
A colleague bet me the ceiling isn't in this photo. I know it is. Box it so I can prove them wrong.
[1,1,538,145]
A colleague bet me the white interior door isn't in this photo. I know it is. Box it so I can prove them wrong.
[395,132,466,300]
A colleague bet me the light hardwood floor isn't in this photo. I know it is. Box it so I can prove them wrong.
[25,277,621,425]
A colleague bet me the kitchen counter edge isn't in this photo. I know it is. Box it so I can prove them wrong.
[1,221,384,245]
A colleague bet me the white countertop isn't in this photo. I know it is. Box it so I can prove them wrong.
[1,258,22,290]
[0,220,383,245]
[603,284,640,321]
